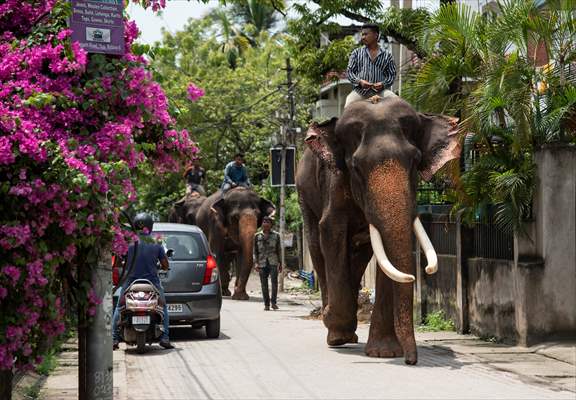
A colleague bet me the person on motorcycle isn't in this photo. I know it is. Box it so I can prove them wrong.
[112,212,174,350]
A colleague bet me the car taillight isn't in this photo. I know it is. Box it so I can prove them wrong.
[112,265,119,286]
[203,255,218,285]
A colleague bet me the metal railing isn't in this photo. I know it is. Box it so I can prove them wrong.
[418,206,514,260]
[472,220,514,260]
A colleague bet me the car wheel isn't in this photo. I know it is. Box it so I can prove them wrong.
[205,317,220,339]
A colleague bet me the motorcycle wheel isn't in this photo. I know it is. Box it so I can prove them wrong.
[136,332,147,354]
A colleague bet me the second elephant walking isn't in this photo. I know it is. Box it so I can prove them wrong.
[196,187,275,299]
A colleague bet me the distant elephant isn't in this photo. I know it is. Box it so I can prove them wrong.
[196,187,275,299]
[296,97,460,365]
[168,192,207,226]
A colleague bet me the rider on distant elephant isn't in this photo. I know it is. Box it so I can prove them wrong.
[183,157,206,196]
[221,153,250,193]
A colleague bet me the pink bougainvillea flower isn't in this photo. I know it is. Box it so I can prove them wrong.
[187,83,205,102]
[0,0,199,373]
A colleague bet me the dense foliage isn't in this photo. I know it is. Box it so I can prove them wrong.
[138,5,313,222]
[287,0,575,233]
[400,1,575,232]
[0,0,197,372]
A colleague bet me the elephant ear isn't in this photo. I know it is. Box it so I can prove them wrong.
[304,118,344,172]
[416,113,462,181]
[258,198,276,224]
[210,198,227,224]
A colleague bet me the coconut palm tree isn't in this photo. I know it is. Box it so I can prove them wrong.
[208,1,283,69]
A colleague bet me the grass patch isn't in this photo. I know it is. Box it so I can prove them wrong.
[417,310,455,332]
[286,281,319,296]
[36,348,59,376]
[24,383,41,399]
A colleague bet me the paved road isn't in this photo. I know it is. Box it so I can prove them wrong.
[122,292,574,400]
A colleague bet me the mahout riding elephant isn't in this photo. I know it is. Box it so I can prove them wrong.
[196,187,275,299]
[296,97,460,365]
[168,192,207,226]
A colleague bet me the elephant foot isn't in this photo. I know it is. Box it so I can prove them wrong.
[404,350,418,365]
[327,330,358,346]
[231,291,249,300]
[365,336,404,358]
[222,288,232,297]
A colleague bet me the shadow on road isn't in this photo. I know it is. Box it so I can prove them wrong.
[328,342,471,370]
[168,326,232,342]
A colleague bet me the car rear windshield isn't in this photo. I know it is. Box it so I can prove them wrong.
[152,231,207,261]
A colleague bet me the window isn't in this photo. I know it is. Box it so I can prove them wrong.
[152,232,206,261]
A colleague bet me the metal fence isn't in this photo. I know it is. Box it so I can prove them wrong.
[426,217,458,256]
[419,206,514,260]
[472,220,514,260]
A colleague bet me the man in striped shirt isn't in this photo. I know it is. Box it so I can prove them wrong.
[345,24,397,108]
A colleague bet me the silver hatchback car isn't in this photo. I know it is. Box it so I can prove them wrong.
[114,223,222,338]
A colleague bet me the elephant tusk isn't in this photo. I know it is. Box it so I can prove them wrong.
[369,224,415,283]
[210,206,218,214]
[413,217,438,275]
[268,208,276,219]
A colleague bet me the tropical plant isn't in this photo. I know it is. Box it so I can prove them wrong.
[289,0,575,234]
[399,1,575,233]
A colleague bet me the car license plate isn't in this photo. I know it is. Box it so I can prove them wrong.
[167,304,183,313]
[132,315,150,325]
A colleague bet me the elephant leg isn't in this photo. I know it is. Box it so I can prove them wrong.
[393,279,417,364]
[319,216,356,346]
[218,252,232,297]
[345,244,373,344]
[350,243,372,297]
[301,207,328,309]
[232,253,250,301]
[366,268,403,358]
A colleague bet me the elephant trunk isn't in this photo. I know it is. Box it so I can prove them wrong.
[367,160,416,283]
[234,212,258,296]
[367,160,420,364]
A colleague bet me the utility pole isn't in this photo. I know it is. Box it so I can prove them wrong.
[279,123,286,292]
[79,250,113,400]
[279,58,296,292]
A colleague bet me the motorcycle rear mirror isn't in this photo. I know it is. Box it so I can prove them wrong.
[166,248,175,258]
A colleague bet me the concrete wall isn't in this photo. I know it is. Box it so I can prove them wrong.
[527,145,576,342]
[467,258,517,341]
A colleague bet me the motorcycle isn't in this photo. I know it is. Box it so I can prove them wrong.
[118,279,165,353]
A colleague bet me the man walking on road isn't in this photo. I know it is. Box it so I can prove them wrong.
[253,216,282,311]
[345,23,397,107]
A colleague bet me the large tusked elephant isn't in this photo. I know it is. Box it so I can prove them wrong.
[168,192,207,225]
[296,97,460,365]
[196,187,275,299]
